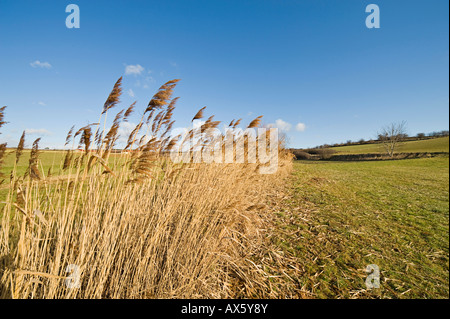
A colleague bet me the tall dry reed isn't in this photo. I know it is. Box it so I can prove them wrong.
[0,79,292,298]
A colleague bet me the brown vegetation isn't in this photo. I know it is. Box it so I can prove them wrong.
[0,79,293,298]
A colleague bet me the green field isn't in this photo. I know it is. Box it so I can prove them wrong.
[331,137,449,155]
[1,149,66,177]
[0,150,125,200]
[270,157,449,298]
[0,149,126,178]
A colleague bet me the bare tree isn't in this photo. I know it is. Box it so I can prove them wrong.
[416,133,426,139]
[378,121,407,157]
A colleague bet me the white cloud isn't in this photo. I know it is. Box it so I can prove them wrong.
[37,101,46,106]
[192,120,205,129]
[134,75,154,90]
[118,122,136,137]
[295,122,306,132]
[117,122,145,145]
[30,60,52,69]
[274,119,292,132]
[125,64,144,75]
[25,128,52,136]
[127,89,135,98]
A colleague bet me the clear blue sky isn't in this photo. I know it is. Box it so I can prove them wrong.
[0,0,448,149]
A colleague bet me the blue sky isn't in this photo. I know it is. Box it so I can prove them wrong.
[0,0,448,149]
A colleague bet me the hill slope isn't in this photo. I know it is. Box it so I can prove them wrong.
[331,137,449,155]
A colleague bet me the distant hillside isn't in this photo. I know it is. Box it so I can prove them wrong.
[330,136,449,155]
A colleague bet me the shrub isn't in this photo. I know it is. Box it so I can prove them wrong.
[292,150,311,160]
[307,148,336,160]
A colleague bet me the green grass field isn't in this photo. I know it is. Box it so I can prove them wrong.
[331,137,449,155]
[0,149,126,178]
[270,157,449,298]
[0,150,126,200]
[1,149,66,178]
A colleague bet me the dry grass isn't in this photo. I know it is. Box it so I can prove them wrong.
[0,79,293,298]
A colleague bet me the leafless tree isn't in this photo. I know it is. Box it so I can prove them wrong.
[378,121,407,157]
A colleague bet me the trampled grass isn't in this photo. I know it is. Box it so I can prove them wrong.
[331,136,449,155]
[267,157,449,298]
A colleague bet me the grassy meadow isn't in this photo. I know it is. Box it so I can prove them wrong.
[267,157,449,298]
[0,150,129,202]
[1,150,65,178]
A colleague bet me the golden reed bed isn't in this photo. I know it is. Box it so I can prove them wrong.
[0,78,293,298]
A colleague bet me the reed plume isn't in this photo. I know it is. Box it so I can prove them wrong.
[79,126,92,153]
[15,131,26,165]
[192,106,206,121]
[124,102,136,121]
[102,77,123,115]
[0,106,7,177]
[0,106,7,131]
[145,79,180,113]
[247,116,263,128]
[27,138,41,180]
[65,125,75,147]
